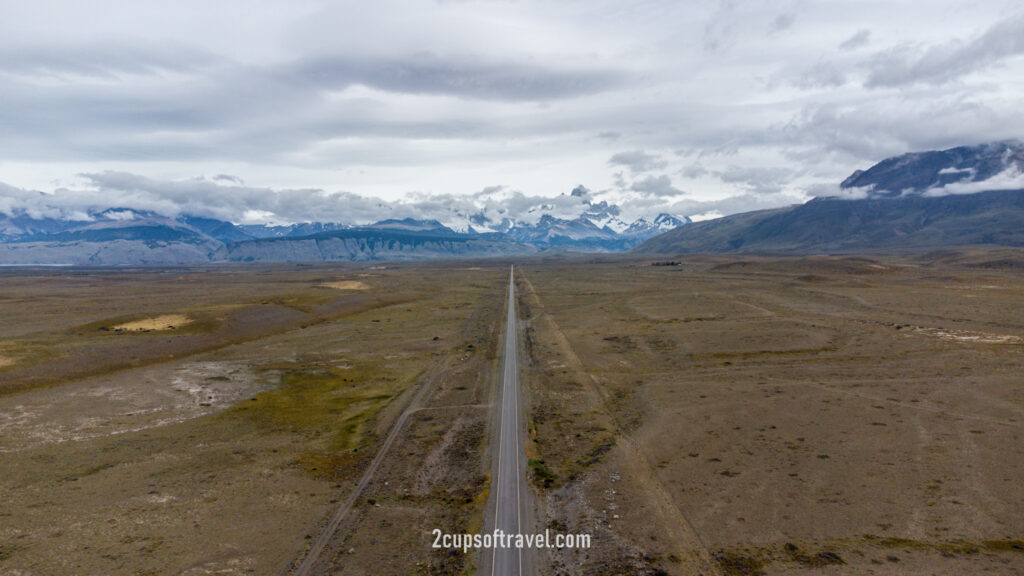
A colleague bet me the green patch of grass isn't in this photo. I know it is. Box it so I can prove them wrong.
[935,541,981,555]
[781,543,846,568]
[527,458,557,489]
[714,550,765,576]
[858,535,1024,558]
[564,435,615,479]
[219,358,429,483]
[983,539,1024,553]
[225,362,395,451]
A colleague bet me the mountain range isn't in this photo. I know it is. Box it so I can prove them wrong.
[4,141,1023,264]
[0,199,688,265]
[635,141,1024,255]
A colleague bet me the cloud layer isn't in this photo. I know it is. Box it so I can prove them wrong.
[1,1,1023,222]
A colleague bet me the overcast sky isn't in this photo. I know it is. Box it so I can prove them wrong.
[2,0,1023,225]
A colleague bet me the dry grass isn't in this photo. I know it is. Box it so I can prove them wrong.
[321,280,370,290]
[7,252,1021,576]
[0,262,505,576]
[518,251,1024,576]
[110,313,192,331]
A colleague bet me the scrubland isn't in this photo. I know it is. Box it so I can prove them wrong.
[517,250,1024,575]
[0,263,504,575]
[2,249,1023,576]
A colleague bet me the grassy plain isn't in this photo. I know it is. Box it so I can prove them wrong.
[0,263,506,575]
[3,250,1023,576]
[517,250,1024,575]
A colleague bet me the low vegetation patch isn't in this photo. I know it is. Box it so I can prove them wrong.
[222,360,408,480]
[983,539,1024,553]
[227,362,394,449]
[528,458,557,488]
[713,550,765,576]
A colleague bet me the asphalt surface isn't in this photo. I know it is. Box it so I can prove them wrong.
[489,265,528,576]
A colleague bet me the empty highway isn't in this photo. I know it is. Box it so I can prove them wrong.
[487,265,530,576]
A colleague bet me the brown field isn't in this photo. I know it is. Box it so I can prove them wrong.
[1,250,1023,576]
[0,263,506,575]
[516,250,1024,575]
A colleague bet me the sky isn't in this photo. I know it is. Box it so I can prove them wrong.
[1,0,1024,226]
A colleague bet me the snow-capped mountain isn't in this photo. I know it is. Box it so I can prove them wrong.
[506,214,616,243]
[0,187,690,264]
[840,140,1024,198]
[421,186,687,245]
[238,221,351,239]
[623,213,692,237]
[364,218,454,233]
[638,140,1024,255]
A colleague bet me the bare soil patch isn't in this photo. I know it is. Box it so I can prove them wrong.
[321,280,370,290]
[111,313,192,331]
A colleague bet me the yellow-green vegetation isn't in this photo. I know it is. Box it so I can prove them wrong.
[224,360,420,480]
[712,536,1024,574]
[232,362,392,445]
[527,458,556,488]
[713,549,766,576]
[862,535,1024,555]
[0,340,38,368]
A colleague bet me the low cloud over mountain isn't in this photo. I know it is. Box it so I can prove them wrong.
[636,141,1024,255]
[0,182,689,264]
[0,174,693,235]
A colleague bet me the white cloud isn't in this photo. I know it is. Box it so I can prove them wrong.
[608,150,667,174]
[865,13,1024,88]
[923,167,1024,196]
[0,1,1021,223]
[690,210,723,222]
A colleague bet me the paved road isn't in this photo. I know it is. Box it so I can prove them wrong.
[490,265,528,576]
[293,266,530,576]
